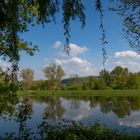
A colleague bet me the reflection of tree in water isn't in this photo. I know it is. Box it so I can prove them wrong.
[70,99,80,110]
[16,97,33,139]
[100,97,131,118]
[89,96,140,118]
[0,93,18,119]
[0,94,33,139]
[89,96,100,108]
[44,96,65,120]
[27,95,65,121]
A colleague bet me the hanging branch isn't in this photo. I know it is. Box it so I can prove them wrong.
[62,0,86,55]
[96,0,108,68]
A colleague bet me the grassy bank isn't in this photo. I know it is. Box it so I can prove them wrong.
[17,89,140,97]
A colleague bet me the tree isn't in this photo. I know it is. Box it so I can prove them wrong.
[0,68,9,92]
[99,69,111,86]
[0,68,17,92]
[110,66,129,89]
[43,63,65,90]
[127,73,139,89]
[109,0,140,49]
[20,68,34,90]
[94,79,106,90]
[0,0,85,74]
[31,80,49,90]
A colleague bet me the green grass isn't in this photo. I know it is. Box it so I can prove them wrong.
[17,89,140,97]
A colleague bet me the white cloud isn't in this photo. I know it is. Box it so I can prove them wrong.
[52,41,88,57]
[69,43,88,57]
[55,57,95,77]
[53,41,62,48]
[43,41,95,77]
[105,50,140,73]
[114,50,140,59]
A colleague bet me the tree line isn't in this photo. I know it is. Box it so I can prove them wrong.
[1,63,140,91]
[62,66,140,90]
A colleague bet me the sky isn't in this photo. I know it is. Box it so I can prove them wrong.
[1,1,140,80]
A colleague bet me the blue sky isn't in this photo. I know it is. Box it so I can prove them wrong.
[1,1,140,79]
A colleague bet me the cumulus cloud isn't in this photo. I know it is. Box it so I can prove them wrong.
[52,41,88,57]
[106,50,140,72]
[55,57,95,77]
[114,50,140,59]
[69,43,88,57]
[52,41,62,48]
[43,41,95,77]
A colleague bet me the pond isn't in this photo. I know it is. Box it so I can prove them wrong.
[0,94,140,138]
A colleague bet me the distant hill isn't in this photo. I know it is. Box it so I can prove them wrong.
[61,76,98,85]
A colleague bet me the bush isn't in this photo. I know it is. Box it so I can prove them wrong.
[38,120,140,140]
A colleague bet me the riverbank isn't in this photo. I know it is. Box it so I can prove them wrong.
[17,89,140,97]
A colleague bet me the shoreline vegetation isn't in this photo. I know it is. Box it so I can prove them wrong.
[1,121,140,140]
[17,89,140,97]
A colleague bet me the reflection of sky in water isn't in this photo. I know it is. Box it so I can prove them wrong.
[0,96,140,136]
[119,112,140,128]
[0,102,47,136]
[62,99,91,121]
[61,98,140,133]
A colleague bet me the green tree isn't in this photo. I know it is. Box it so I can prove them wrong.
[127,73,139,89]
[31,80,49,90]
[20,68,34,90]
[99,69,111,86]
[87,76,107,90]
[110,66,129,89]
[0,68,14,92]
[0,68,7,91]
[43,63,65,90]
[94,79,106,90]
[136,72,140,88]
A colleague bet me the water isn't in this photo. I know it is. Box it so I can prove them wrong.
[0,95,140,137]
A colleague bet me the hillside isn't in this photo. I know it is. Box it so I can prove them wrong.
[61,76,99,85]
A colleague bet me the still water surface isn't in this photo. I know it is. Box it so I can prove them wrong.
[0,95,140,137]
